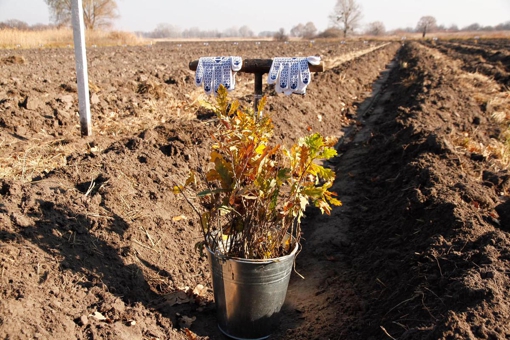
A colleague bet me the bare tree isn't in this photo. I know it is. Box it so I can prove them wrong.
[44,0,118,29]
[447,24,459,32]
[223,26,240,37]
[239,25,254,38]
[329,0,363,38]
[290,23,304,37]
[291,22,317,38]
[365,21,385,36]
[273,28,288,42]
[302,22,317,38]
[416,16,437,38]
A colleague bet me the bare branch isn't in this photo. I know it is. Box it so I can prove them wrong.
[44,0,118,29]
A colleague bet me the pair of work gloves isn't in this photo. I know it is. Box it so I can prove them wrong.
[195,56,321,96]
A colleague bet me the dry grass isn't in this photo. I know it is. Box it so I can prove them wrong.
[0,28,143,49]
[454,135,510,165]
[0,134,78,182]
[491,90,510,159]
[449,53,510,166]
[488,91,510,123]
[93,89,205,138]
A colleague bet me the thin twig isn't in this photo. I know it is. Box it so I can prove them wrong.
[172,180,209,245]
[380,326,397,340]
[84,179,95,197]
[119,195,131,211]
[423,286,443,303]
[133,239,157,252]
[89,240,104,256]
[84,213,112,219]
[140,226,155,248]
[172,181,202,220]
[376,277,387,287]
[431,254,443,278]
[384,294,419,318]
[418,289,437,321]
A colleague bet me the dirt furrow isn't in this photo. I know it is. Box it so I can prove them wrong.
[324,42,392,70]
[328,41,510,340]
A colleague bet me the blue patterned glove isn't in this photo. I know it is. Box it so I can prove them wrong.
[267,56,320,95]
[195,56,243,95]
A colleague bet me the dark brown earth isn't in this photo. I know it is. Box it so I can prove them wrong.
[1,38,510,339]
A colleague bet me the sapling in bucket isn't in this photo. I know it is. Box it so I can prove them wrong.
[174,85,341,339]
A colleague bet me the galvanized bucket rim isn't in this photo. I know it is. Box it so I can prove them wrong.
[205,235,299,264]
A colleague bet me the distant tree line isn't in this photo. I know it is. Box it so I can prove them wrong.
[2,0,510,40]
[2,17,510,39]
[143,24,255,39]
[397,17,510,38]
[142,22,316,40]
[0,20,57,30]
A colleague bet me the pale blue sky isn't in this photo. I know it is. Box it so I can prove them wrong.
[0,0,508,33]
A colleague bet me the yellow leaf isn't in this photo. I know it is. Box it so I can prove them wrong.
[198,99,216,112]
[210,150,223,162]
[185,172,196,186]
[328,196,342,206]
[255,144,266,155]
[172,185,184,195]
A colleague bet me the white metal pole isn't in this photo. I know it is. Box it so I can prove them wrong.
[71,0,92,136]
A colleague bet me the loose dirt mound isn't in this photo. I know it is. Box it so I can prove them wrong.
[1,39,510,339]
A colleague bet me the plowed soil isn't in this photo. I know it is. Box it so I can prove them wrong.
[1,39,510,339]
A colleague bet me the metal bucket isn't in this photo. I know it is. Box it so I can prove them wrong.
[207,242,298,340]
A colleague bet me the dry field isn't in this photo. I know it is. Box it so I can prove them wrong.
[1,38,510,339]
[0,28,141,49]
